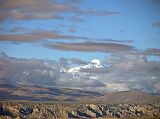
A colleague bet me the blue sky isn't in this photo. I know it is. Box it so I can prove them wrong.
[0,0,160,94]
[0,0,160,61]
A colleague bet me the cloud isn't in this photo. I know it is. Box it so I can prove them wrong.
[153,21,160,28]
[45,41,136,53]
[68,58,87,65]
[105,83,129,92]
[0,29,89,42]
[102,52,160,93]
[100,39,134,43]
[154,83,160,92]
[144,48,160,56]
[1,52,160,94]
[59,57,68,68]
[0,0,73,21]
[106,52,147,70]
[0,0,120,44]
[57,77,105,88]
[0,53,59,86]
[0,53,105,90]
[0,0,119,21]
[75,8,120,16]
[80,68,108,73]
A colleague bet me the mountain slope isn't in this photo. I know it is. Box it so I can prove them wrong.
[96,90,160,103]
[0,84,160,103]
[0,84,102,101]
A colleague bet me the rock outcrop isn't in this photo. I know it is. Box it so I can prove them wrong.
[0,102,160,118]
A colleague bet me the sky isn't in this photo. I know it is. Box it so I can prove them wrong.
[0,0,160,61]
[0,0,160,94]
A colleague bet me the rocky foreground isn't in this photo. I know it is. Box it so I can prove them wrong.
[0,102,160,119]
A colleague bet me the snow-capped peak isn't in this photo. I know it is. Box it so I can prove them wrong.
[91,59,101,65]
[68,59,103,74]
[90,59,102,68]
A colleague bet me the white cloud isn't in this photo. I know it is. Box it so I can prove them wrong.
[105,83,129,92]
[0,52,160,94]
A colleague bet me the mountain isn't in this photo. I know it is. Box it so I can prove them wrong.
[1,86,160,118]
[96,90,160,104]
[0,84,102,101]
[68,59,104,74]
[0,84,160,103]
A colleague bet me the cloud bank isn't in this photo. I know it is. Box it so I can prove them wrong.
[0,52,160,94]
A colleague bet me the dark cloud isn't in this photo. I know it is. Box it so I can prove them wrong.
[0,29,89,42]
[45,42,136,53]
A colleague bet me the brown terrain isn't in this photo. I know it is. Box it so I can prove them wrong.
[0,102,160,119]
[0,84,160,118]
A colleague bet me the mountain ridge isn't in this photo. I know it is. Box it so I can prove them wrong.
[0,84,160,104]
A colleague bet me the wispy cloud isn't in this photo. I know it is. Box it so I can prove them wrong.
[0,0,72,21]
[0,0,119,21]
[0,29,89,42]
[45,42,136,53]
[75,8,120,16]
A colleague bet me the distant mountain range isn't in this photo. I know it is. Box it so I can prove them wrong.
[0,84,102,101]
[0,84,160,103]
